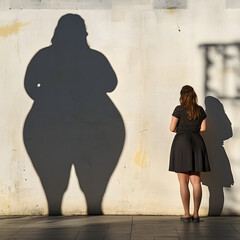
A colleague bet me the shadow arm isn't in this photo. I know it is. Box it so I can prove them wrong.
[24,50,46,100]
[95,52,117,93]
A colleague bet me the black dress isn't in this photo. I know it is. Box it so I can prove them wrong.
[169,105,211,173]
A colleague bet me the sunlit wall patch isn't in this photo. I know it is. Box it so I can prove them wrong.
[10,0,112,9]
[153,0,187,9]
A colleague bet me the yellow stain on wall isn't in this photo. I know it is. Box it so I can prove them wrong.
[0,21,31,38]
[168,9,175,14]
[134,148,149,168]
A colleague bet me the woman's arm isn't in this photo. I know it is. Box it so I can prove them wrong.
[200,118,207,132]
[170,116,179,132]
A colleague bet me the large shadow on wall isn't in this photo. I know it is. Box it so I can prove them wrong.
[201,96,234,215]
[23,14,125,215]
[199,42,239,215]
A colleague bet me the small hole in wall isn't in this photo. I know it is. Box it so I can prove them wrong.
[37,83,41,87]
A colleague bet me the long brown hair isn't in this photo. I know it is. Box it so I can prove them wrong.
[180,85,201,120]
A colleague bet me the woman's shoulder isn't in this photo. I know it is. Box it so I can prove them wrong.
[173,105,183,112]
[175,105,185,110]
[198,105,207,119]
[172,105,184,118]
[198,105,205,112]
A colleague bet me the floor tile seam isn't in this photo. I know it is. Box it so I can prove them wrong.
[129,216,133,240]
[72,229,81,240]
[231,223,240,234]
[10,216,35,237]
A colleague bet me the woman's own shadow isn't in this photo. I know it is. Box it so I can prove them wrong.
[23,14,125,215]
[201,96,234,216]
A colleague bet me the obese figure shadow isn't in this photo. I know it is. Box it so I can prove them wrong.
[23,14,125,215]
[201,96,234,215]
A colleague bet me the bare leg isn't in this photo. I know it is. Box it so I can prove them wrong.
[190,172,202,218]
[177,172,190,217]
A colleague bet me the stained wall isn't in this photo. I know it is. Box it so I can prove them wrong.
[0,0,240,215]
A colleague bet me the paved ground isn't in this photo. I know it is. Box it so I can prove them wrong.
[0,215,240,240]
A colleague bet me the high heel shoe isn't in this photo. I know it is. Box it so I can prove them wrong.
[191,216,200,223]
[180,216,191,223]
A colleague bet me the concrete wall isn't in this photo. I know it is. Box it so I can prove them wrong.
[0,0,240,215]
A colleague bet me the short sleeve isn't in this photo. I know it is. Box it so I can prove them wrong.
[172,106,181,119]
[201,107,207,120]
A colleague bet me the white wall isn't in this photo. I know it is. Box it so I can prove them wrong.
[0,0,240,215]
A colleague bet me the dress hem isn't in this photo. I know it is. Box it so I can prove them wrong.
[169,169,211,173]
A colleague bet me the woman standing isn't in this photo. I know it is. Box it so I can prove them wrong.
[169,85,210,222]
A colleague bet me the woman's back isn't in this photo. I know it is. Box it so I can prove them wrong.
[172,105,206,133]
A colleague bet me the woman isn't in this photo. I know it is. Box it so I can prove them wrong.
[169,85,210,222]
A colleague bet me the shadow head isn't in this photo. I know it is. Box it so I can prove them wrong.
[205,96,233,141]
[51,14,88,46]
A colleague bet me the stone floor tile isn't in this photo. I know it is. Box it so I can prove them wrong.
[1,216,240,240]
[154,238,179,240]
